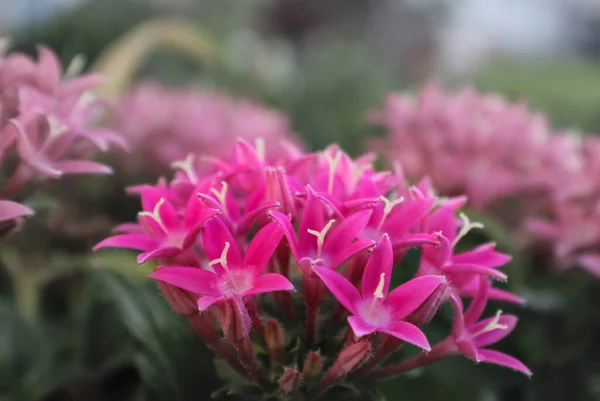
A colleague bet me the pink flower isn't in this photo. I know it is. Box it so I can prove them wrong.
[417,198,517,302]
[111,82,301,176]
[370,82,557,210]
[448,279,531,376]
[148,218,294,310]
[94,187,220,264]
[270,186,375,273]
[314,235,446,350]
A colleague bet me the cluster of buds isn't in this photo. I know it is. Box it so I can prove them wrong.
[110,82,301,177]
[95,139,530,398]
[370,82,600,276]
[0,42,124,234]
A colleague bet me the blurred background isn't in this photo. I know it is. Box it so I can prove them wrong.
[2,0,600,400]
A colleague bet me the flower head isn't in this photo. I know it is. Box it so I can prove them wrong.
[314,235,446,350]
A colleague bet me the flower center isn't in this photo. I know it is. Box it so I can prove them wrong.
[307,219,335,259]
[217,269,254,296]
[139,198,169,234]
[209,241,250,295]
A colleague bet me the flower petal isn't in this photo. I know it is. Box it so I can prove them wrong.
[329,238,375,270]
[244,273,294,296]
[380,321,431,351]
[0,200,33,222]
[202,217,242,273]
[313,266,361,315]
[472,315,518,348]
[53,160,112,175]
[298,186,325,256]
[347,315,377,338]
[269,211,300,261]
[476,349,532,377]
[385,275,446,320]
[149,266,220,297]
[361,235,393,299]
[452,242,511,268]
[323,209,372,257]
[244,221,284,274]
[198,295,224,311]
[93,234,158,252]
[445,263,507,281]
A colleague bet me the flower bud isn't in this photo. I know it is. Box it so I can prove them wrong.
[302,351,323,380]
[406,279,450,326]
[333,341,372,376]
[157,281,197,316]
[265,319,285,365]
[219,299,251,344]
[315,342,372,395]
[279,367,302,396]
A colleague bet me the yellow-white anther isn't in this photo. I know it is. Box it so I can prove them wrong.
[209,242,231,272]
[324,150,343,194]
[473,310,508,337]
[374,273,386,299]
[255,137,266,161]
[139,198,168,233]
[378,195,405,232]
[65,54,86,79]
[352,163,369,186]
[75,91,96,110]
[453,212,484,247]
[307,219,335,259]
[210,181,229,209]
[48,116,68,138]
[171,154,198,183]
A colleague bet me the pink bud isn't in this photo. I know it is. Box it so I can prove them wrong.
[314,342,372,396]
[265,319,285,365]
[219,299,250,344]
[279,367,302,395]
[157,281,197,316]
[302,351,323,380]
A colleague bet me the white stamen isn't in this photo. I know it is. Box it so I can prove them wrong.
[255,137,265,161]
[210,181,229,209]
[377,195,405,232]
[352,163,369,186]
[324,150,342,194]
[374,273,386,299]
[453,212,484,247]
[209,241,231,273]
[76,91,95,110]
[307,219,335,259]
[139,198,168,233]
[65,54,86,79]
[472,310,508,338]
[48,116,68,138]
[171,153,198,183]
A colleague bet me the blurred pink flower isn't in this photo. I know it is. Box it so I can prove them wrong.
[111,82,301,175]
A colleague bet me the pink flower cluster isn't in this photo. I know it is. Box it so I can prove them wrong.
[371,82,600,277]
[110,82,301,176]
[95,139,529,394]
[0,45,123,228]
